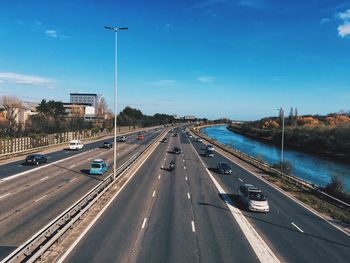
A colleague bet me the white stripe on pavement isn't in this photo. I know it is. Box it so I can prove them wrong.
[141,218,148,229]
[40,176,49,181]
[0,193,11,199]
[191,221,196,232]
[291,222,304,233]
[238,178,243,182]
[35,195,47,202]
[152,190,156,197]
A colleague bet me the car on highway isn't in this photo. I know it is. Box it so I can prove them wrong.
[25,154,48,166]
[173,133,178,137]
[196,138,203,142]
[117,136,126,142]
[89,159,109,175]
[205,149,214,157]
[238,184,269,212]
[69,140,84,150]
[102,141,113,149]
[173,147,181,154]
[216,162,232,174]
[138,134,144,140]
[206,144,214,151]
[161,137,168,143]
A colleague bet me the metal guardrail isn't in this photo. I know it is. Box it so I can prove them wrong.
[1,128,167,263]
[191,126,350,211]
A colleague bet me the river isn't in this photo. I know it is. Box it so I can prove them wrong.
[202,125,350,192]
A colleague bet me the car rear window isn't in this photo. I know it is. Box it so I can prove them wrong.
[91,163,101,168]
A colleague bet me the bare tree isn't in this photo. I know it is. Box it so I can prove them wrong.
[0,95,23,136]
[97,96,108,117]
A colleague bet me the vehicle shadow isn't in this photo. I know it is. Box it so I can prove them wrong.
[50,164,104,181]
[208,167,218,174]
[80,169,106,180]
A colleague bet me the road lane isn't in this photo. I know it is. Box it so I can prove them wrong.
[189,133,350,263]
[0,129,161,260]
[63,128,258,263]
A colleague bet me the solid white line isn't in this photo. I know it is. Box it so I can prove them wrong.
[187,193,191,199]
[291,222,304,233]
[69,178,78,183]
[191,221,196,232]
[238,178,243,182]
[141,218,148,229]
[40,176,49,181]
[152,190,156,197]
[35,195,47,202]
[0,192,11,199]
[189,141,280,263]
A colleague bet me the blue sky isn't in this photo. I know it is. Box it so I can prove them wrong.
[0,0,349,120]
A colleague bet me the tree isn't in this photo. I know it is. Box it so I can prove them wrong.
[0,95,23,136]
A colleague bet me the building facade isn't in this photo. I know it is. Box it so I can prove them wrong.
[70,93,101,112]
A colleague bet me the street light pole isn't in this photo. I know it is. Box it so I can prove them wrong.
[280,107,285,173]
[105,25,128,180]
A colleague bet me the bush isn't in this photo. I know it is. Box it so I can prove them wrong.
[323,176,350,203]
[272,161,294,174]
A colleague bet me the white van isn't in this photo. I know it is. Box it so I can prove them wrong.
[69,140,84,150]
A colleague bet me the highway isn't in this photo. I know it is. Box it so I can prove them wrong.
[62,128,350,263]
[0,128,161,260]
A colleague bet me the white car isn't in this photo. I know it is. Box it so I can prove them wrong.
[69,140,84,150]
[238,184,269,212]
[206,144,214,151]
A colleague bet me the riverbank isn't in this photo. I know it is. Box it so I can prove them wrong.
[227,125,350,164]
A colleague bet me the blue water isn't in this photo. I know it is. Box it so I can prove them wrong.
[202,125,350,192]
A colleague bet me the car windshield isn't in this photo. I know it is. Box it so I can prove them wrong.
[249,191,266,201]
[70,143,76,145]
[91,163,101,168]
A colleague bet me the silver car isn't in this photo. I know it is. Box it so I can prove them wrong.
[238,184,269,212]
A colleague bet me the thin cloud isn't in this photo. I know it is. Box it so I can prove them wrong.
[320,18,331,26]
[337,9,350,37]
[45,30,58,38]
[0,72,52,85]
[197,76,216,83]
[149,79,176,86]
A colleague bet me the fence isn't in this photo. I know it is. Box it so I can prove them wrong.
[0,126,138,157]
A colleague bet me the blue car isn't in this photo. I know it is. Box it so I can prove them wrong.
[90,159,108,175]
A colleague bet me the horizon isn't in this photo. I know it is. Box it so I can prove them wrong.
[0,0,349,120]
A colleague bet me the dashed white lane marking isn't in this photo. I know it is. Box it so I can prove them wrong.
[0,193,11,199]
[184,166,186,170]
[47,156,52,159]
[40,176,49,181]
[185,177,188,181]
[141,218,148,229]
[183,159,185,162]
[17,165,23,167]
[238,178,243,182]
[291,222,304,233]
[164,158,166,161]
[88,157,92,160]
[161,165,164,169]
[191,221,196,232]
[158,175,161,179]
[187,193,191,199]
[69,178,77,183]
[65,151,70,154]
[152,190,156,197]
[69,164,77,168]
[35,195,48,202]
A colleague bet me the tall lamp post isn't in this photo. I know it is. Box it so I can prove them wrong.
[104,25,128,180]
[279,107,285,173]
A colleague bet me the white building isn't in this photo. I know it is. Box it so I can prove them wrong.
[70,93,101,112]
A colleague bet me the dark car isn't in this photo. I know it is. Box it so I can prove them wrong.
[161,137,168,143]
[102,142,113,149]
[173,147,181,154]
[205,149,214,157]
[217,162,232,174]
[25,154,47,166]
[173,133,178,137]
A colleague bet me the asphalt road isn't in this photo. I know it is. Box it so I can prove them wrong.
[189,134,350,263]
[63,127,259,263]
[0,128,161,260]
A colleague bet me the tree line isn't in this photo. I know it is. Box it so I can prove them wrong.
[0,96,176,138]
